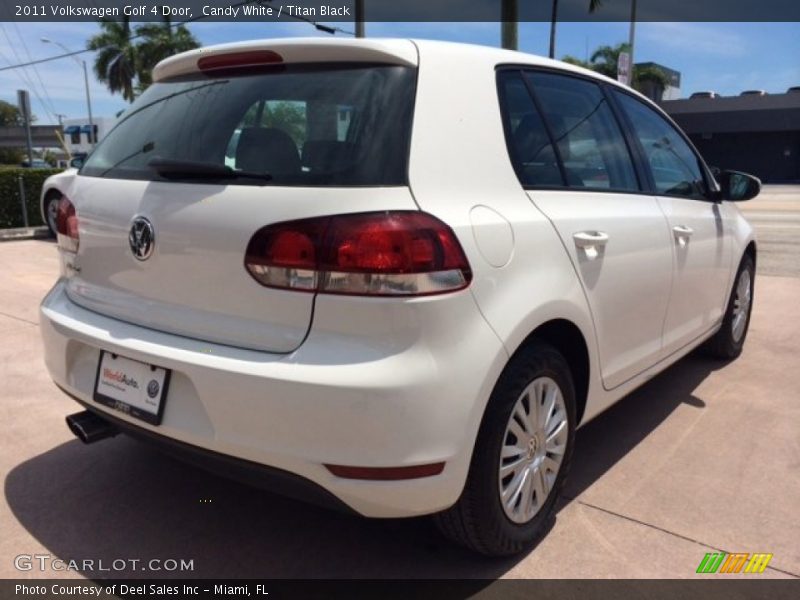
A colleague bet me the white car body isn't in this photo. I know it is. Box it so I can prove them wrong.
[40,39,755,521]
[40,168,78,234]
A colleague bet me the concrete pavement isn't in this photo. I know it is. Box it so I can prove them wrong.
[0,240,798,579]
[738,184,800,277]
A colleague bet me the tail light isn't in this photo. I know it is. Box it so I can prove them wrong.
[56,196,79,253]
[198,50,283,73]
[245,211,472,296]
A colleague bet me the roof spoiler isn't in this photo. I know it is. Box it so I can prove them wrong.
[153,38,418,82]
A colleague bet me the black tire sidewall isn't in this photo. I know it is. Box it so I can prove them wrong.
[722,255,755,356]
[470,343,577,552]
[44,194,60,236]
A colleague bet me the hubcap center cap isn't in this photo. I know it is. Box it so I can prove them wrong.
[527,436,539,459]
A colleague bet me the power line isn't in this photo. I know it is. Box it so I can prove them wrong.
[0,23,56,122]
[12,20,60,118]
[0,0,355,76]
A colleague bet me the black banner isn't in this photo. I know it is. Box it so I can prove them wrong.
[2,0,800,23]
[2,580,799,600]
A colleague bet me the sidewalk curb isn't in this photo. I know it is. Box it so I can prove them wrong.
[0,226,51,242]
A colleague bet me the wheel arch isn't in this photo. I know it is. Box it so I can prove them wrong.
[40,186,64,230]
[744,239,757,270]
[515,319,591,426]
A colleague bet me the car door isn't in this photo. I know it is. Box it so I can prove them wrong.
[497,69,674,389]
[612,91,733,354]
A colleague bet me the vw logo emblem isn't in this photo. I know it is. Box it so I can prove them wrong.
[129,216,155,261]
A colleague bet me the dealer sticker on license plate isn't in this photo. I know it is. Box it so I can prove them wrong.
[93,351,171,425]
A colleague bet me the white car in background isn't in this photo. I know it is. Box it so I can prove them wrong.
[40,155,87,236]
[40,168,77,236]
[40,38,759,556]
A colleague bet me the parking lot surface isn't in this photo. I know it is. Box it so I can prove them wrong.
[1,204,798,578]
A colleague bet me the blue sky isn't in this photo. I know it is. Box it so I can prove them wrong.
[1,20,798,124]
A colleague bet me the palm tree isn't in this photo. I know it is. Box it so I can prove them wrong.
[588,43,629,79]
[88,17,138,102]
[88,16,199,102]
[560,55,591,69]
[567,42,670,98]
[135,18,199,91]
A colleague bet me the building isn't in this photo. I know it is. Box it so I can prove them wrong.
[636,62,682,101]
[662,90,800,183]
[61,116,116,155]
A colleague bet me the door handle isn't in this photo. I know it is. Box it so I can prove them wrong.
[672,225,694,238]
[573,231,610,249]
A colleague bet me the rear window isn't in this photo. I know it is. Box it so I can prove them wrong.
[81,63,416,186]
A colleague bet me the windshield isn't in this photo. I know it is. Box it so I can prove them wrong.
[81,63,416,186]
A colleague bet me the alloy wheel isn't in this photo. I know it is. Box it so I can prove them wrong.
[498,376,568,524]
[731,269,752,343]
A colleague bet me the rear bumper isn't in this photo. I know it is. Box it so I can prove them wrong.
[40,279,507,518]
[66,392,356,515]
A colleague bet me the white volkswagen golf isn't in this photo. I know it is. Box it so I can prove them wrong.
[41,38,759,556]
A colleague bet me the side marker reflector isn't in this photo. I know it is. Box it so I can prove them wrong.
[324,462,445,481]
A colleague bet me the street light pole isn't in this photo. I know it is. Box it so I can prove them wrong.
[501,0,518,50]
[82,59,95,145]
[354,0,365,38]
[628,0,638,79]
[41,38,95,148]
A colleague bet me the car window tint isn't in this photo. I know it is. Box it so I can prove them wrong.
[81,64,415,186]
[524,72,640,192]
[613,91,708,198]
[497,70,564,187]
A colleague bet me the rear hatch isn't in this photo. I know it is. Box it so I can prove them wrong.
[65,40,418,353]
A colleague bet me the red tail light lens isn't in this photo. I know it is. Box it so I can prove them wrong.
[245,212,472,296]
[198,50,283,72]
[56,196,79,253]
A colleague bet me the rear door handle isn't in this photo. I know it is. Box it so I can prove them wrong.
[573,231,609,248]
[672,225,694,238]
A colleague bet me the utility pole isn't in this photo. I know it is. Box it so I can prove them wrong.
[17,90,34,166]
[628,0,638,78]
[354,0,365,38]
[55,113,66,128]
[501,0,518,50]
[82,59,95,145]
[548,0,559,59]
[42,38,95,147]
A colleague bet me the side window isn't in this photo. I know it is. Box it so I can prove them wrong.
[497,70,564,187]
[524,72,640,192]
[613,91,708,198]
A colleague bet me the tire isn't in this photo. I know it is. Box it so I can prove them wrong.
[704,253,755,360]
[43,191,62,237]
[435,342,576,556]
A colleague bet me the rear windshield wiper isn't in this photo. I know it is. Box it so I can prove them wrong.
[148,157,272,183]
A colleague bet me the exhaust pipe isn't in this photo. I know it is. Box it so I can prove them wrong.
[66,411,119,444]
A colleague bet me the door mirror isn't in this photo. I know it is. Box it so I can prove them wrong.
[719,170,761,202]
[69,156,85,169]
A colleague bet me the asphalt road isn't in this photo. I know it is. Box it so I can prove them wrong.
[0,224,798,579]
[738,185,800,277]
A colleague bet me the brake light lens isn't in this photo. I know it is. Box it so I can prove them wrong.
[197,50,283,72]
[56,196,79,253]
[245,211,472,296]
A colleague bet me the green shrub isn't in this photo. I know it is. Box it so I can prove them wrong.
[0,168,60,229]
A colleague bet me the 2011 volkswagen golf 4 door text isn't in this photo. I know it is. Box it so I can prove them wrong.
[41,38,760,556]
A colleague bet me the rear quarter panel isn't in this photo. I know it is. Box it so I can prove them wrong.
[407,41,605,427]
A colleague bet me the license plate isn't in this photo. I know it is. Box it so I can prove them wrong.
[93,351,171,425]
